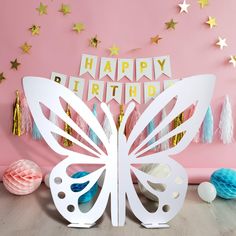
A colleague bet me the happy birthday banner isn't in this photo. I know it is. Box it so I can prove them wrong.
[50,54,177,104]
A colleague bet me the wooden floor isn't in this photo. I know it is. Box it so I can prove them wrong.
[0,184,236,236]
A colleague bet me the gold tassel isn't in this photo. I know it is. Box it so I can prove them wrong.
[172,112,184,146]
[62,104,73,147]
[12,90,21,136]
[117,104,124,129]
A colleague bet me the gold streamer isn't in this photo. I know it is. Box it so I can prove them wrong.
[12,90,21,136]
[62,104,73,147]
[172,112,184,146]
[117,104,124,129]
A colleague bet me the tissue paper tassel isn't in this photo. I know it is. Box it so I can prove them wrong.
[75,114,88,142]
[219,95,234,144]
[3,159,42,195]
[159,108,169,151]
[49,111,59,140]
[102,105,112,140]
[202,106,214,143]
[172,112,184,146]
[62,104,73,147]
[187,105,200,143]
[89,103,100,145]
[12,90,22,136]
[126,106,144,146]
[32,121,43,140]
[21,96,32,135]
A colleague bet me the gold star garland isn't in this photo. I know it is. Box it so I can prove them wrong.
[2,0,236,87]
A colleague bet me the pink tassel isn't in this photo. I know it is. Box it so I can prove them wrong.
[75,114,88,142]
[187,104,200,143]
[21,96,32,135]
[126,106,144,147]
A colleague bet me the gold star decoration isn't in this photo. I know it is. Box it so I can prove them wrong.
[229,56,236,67]
[36,2,48,15]
[165,19,177,30]
[178,0,190,13]
[216,37,227,50]
[59,4,71,15]
[198,0,209,8]
[0,72,6,83]
[150,35,162,44]
[29,25,40,36]
[20,42,32,54]
[206,16,217,29]
[73,23,85,33]
[10,59,21,70]
[109,45,119,56]
[89,35,101,48]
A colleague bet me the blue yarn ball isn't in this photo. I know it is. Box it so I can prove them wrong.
[210,168,236,200]
[71,171,98,204]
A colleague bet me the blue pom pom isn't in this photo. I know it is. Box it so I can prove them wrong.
[71,171,98,204]
[210,168,236,200]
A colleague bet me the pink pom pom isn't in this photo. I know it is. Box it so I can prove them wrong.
[3,160,42,195]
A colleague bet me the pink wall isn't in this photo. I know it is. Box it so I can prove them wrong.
[0,0,236,183]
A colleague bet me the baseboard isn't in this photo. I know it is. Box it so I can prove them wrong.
[0,165,220,184]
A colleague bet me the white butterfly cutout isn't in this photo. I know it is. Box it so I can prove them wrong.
[23,74,215,228]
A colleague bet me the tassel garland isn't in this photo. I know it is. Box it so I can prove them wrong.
[159,108,170,151]
[89,103,100,145]
[219,95,234,144]
[172,112,184,146]
[12,90,22,136]
[202,106,214,143]
[62,104,73,147]
[21,96,32,135]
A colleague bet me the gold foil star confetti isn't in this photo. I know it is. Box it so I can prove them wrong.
[59,4,71,15]
[0,72,6,83]
[206,16,217,29]
[29,25,40,36]
[20,42,32,54]
[165,19,177,30]
[109,45,119,56]
[36,2,48,15]
[10,59,21,70]
[73,23,85,33]
[178,0,190,13]
[216,37,227,50]
[198,0,209,8]
[229,56,236,67]
[89,35,101,48]
[150,35,162,44]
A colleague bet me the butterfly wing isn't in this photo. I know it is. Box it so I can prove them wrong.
[118,74,216,226]
[23,77,118,226]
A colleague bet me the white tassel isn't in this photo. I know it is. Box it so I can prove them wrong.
[219,95,234,144]
[49,111,59,140]
[103,105,112,140]
[159,108,170,151]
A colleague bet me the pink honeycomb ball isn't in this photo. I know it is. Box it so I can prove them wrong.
[3,159,43,195]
